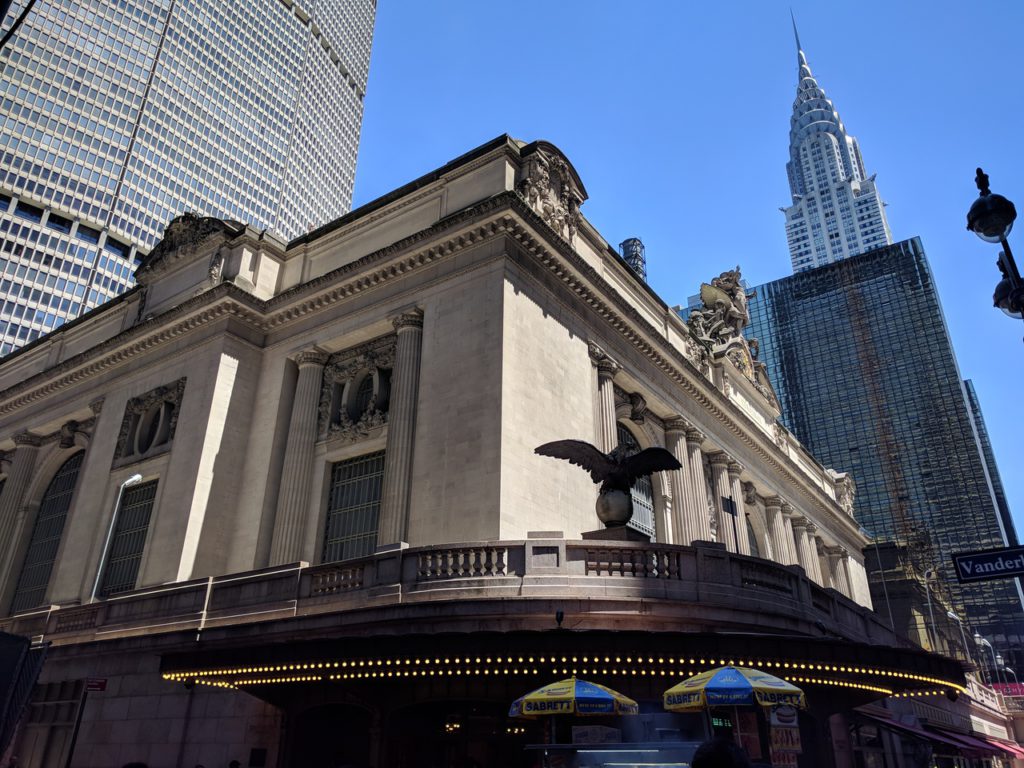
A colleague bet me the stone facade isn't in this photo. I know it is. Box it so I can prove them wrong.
[0,136,933,767]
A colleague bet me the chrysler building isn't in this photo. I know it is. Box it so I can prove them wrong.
[782,22,892,271]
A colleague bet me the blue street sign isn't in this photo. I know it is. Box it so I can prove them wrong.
[952,546,1024,583]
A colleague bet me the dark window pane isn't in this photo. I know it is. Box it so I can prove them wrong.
[322,452,384,563]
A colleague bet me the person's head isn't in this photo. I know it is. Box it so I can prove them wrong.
[692,738,751,768]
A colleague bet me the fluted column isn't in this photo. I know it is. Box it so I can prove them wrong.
[589,343,620,453]
[727,461,750,555]
[764,496,789,565]
[664,419,699,544]
[780,503,800,565]
[0,433,41,557]
[708,453,736,552]
[684,428,713,541]
[815,537,832,588]
[270,349,328,564]
[837,548,854,598]
[825,546,851,597]
[790,516,817,579]
[804,523,824,584]
[378,310,425,547]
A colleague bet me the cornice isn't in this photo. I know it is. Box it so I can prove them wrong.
[496,199,863,544]
[0,187,863,546]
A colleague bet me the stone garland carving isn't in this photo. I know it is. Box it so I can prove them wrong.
[114,378,187,461]
[516,150,583,242]
[317,336,397,442]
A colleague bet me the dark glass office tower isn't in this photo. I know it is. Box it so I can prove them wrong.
[745,237,1024,663]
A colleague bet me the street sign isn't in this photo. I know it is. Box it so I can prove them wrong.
[952,545,1024,583]
[85,677,107,692]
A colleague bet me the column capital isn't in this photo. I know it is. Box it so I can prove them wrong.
[780,502,796,517]
[708,451,731,469]
[12,431,42,447]
[294,348,329,367]
[391,308,424,332]
[805,522,818,535]
[588,341,620,379]
[763,495,783,510]
[789,514,809,530]
[664,416,690,435]
[684,427,705,446]
[727,461,744,480]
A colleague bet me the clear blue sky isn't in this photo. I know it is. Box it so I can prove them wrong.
[353,1,1024,537]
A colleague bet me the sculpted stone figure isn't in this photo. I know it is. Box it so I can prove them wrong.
[535,439,680,528]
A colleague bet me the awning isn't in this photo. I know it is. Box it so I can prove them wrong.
[858,713,968,750]
[926,727,1003,756]
[980,736,1024,759]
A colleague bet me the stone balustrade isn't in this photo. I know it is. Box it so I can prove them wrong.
[0,539,904,650]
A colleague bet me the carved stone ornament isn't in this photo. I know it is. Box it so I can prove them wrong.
[318,335,397,442]
[588,342,620,380]
[772,423,788,449]
[208,248,226,287]
[516,148,585,242]
[613,385,648,424]
[135,213,244,281]
[114,378,187,462]
[741,481,759,506]
[687,266,781,408]
[828,470,856,515]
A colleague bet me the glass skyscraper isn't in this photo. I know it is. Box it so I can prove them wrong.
[0,0,375,354]
[745,238,1024,661]
[782,22,892,272]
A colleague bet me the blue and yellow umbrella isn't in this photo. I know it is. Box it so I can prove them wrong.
[509,676,639,718]
[663,666,807,711]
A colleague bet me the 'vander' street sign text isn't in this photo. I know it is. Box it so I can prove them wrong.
[952,545,1024,583]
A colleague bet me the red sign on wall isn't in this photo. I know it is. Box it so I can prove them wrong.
[993,682,1024,697]
[85,678,107,692]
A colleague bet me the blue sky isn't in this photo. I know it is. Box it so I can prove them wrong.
[353,1,1024,536]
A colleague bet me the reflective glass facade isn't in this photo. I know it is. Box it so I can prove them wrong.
[0,0,374,354]
[744,238,1024,661]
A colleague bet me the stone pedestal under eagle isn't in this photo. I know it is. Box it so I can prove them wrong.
[535,440,681,527]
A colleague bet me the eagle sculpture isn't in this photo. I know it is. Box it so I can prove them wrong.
[535,440,682,527]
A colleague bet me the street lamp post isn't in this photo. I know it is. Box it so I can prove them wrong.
[966,168,1024,328]
[1005,667,1019,685]
[923,568,939,652]
[996,654,1008,686]
[90,473,144,602]
[947,610,971,664]
[974,632,999,687]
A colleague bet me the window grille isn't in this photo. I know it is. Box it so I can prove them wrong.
[10,452,84,613]
[616,424,655,539]
[100,480,159,596]
[322,451,384,563]
[352,374,375,417]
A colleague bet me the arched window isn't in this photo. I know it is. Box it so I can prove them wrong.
[10,452,84,613]
[616,424,654,539]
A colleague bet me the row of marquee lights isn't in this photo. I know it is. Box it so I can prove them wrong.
[162,653,965,695]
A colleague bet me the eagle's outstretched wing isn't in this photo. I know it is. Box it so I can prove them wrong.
[535,440,616,483]
[622,447,681,485]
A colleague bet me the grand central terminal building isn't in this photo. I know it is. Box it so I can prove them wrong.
[0,137,969,766]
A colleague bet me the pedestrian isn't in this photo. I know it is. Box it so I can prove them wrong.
[691,737,751,768]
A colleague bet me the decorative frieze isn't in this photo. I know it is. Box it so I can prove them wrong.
[317,336,396,442]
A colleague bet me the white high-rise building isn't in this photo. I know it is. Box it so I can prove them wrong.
[0,0,375,355]
[782,23,892,272]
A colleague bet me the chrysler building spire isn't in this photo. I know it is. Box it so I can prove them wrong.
[781,21,893,272]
